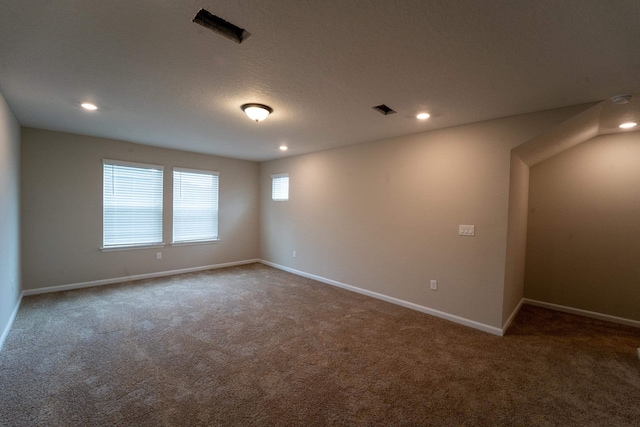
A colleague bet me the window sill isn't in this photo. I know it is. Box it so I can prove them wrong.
[171,239,220,247]
[100,243,166,252]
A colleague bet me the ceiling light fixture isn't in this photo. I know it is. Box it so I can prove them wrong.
[612,94,632,104]
[619,122,637,129]
[416,112,430,120]
[81,103,98,110]
[279,145,288,151]
[241,103,273,122]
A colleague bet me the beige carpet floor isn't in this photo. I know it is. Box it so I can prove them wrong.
[1,263,639,426]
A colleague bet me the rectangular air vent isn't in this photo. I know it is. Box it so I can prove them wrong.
[193,9,250,44]
[372,104,396,115]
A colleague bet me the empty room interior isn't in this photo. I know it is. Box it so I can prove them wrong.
[1,1,639,425]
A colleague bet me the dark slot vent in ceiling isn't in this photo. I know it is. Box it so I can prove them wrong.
[372,104,396,115]
[193,9,251,44]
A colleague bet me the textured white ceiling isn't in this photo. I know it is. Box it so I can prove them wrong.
[0,0,639,161]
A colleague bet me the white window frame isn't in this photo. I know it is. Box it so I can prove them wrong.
[102,159,164,250]
[172,167,220,245]
[272,173,289,201]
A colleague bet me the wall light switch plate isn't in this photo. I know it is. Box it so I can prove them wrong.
[156,252,162,260]
[430,280,437,290]
[459,225,475,236]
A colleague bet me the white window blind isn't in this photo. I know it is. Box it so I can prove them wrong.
[103,160,164,248]
[272,173,289,201]
[173,168,219,243]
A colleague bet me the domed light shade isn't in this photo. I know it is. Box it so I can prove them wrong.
[241,103,273,122]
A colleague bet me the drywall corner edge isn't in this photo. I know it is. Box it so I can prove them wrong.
[502,298,524,335]
[514,102,602,167]
[501,152,530,326]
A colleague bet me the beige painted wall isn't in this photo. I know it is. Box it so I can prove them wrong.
[21,128,259,290]
[0,91,21,342]
[525,131,640,321]
[260,106,583,329]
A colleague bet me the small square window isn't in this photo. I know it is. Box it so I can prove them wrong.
[272,173,289,201]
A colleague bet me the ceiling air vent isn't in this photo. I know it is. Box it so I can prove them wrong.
[193,9,251,44]
[372,104,396,115]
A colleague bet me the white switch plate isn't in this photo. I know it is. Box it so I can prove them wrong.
[459,225,475,236]
[293,250,297,258]
[156,252,162,260]
[430,280,437,290]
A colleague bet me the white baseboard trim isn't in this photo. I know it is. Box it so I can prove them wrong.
[260,260,504,336]
[22,259,261,296]
[523,298,640,329]
[502,299,524,334]
[0,292,23,353]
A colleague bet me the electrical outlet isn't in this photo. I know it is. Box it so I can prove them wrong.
[156,252,162,260]
[430,280,438,290]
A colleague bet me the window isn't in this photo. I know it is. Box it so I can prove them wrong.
[103,160,164,249]
[173,168,219,243]
[272,173,289,201]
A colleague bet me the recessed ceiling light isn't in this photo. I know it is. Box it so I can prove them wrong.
[619,122,637,129]
[241,103,273,122]
[416,113,430,120]
[279,145,288,151]
[81,103,98,111]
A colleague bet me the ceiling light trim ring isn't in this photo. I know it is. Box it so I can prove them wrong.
[241,103,273,122]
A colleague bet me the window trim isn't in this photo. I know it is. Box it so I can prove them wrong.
[100,243,166,252]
